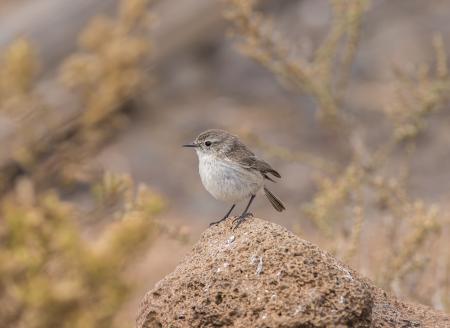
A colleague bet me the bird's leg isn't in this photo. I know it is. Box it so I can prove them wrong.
[209,204,236,226]
[232,195,255,230]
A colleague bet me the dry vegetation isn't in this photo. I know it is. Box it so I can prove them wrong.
[60,0,152,127]
[0,38,40,120]
[226,0,368,125]
[0,1,167,327]
[386,34,450,142]
[0,0,153,192]
[0,174,164,328]
[227,0,450,312]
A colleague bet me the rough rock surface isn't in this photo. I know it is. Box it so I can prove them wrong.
[137,218,450,328]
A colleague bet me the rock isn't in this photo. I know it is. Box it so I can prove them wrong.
[137,218,450,328]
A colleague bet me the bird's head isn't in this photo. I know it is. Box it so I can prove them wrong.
[182,129,236,157]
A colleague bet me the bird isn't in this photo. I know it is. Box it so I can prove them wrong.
[183,129,285,229]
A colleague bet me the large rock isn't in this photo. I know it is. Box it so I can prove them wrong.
[137,218,450,327]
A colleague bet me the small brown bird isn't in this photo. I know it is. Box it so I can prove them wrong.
[183,129,285,229]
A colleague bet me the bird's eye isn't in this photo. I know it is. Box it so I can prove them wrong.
[205,141,212,147]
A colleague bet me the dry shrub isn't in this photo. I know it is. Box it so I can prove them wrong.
[229,0,450,312]
[0,1,166,326]
[0,0,154,192]
[385,34,450,141]
[0,38,38,97]
[303,164,363,239]
[0,38,51,192]
[0,38,40,119]
[0,174,165,328]
[60,0,152,128]
[225,0,369,124]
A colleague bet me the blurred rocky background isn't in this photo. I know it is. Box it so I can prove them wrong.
[0,0,449,327]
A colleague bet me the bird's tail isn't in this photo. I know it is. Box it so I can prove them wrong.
[264,187,285,212]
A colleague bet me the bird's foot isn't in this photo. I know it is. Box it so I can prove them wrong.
[232,212,253,230]
[209,216,231,227]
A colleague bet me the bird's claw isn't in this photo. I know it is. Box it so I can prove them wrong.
[232,212,253,230]
[209,216,233,227]
[209,219,224,227]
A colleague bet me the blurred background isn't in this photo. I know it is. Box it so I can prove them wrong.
[0,0,449,327]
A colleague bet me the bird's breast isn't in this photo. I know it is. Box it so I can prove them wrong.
[197,154,263,203]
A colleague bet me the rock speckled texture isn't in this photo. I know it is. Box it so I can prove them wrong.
[137,218,450,328]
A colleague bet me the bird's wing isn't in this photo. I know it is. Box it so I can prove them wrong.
[224,139,281,181]
[242,157,281,182]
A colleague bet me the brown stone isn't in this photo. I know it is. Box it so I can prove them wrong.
[137,218,450,327]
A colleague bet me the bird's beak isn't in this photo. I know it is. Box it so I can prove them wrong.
[182,143,198,148]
